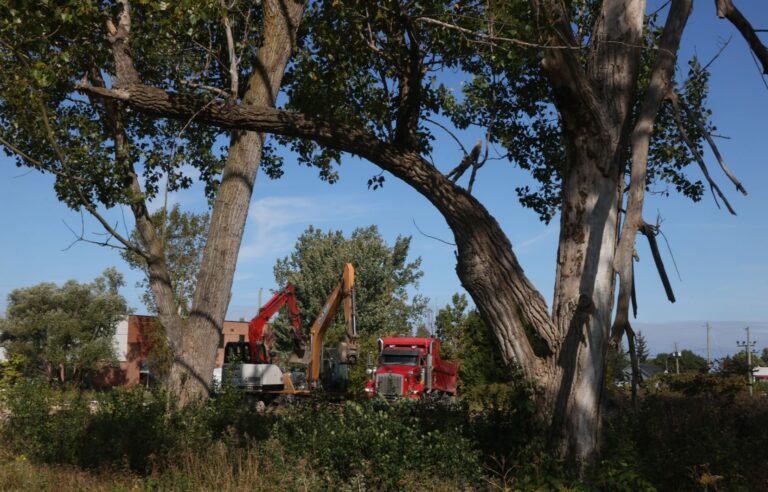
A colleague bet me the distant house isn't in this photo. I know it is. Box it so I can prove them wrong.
[93,314,249,388]
[620,363,664,384]
[753,367,768,381]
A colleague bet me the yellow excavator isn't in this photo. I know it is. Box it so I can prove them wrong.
[222,263,359,396]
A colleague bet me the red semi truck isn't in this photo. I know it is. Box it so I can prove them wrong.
[364,337,458,399]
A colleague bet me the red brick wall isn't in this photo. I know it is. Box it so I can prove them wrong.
[94,315,249,388]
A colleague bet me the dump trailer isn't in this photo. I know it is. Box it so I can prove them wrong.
[364,337,458,399]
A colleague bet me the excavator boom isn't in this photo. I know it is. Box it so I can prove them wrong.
[247,283,304,364]
[308,263,359,385]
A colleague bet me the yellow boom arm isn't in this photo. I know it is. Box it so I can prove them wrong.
[308,263,359,385]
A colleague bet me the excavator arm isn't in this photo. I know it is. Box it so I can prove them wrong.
[307,263,359,385]
[247,283,305,364]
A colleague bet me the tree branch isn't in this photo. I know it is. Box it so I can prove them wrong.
[715,0,768,74]
[76,80,559,369]
[221,0,239,98]
[668,91,737,214]
[106,0,140,87]
[446,138,482,183]
[35,94,145,259]
[612,0,691,342]
[675,91,747,195]
[639,222,676,303]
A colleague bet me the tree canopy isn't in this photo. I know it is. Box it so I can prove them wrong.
[273,225,428,341]
[0,268,128,384]
[121,204,209,316]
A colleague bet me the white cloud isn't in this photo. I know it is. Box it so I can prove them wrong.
[239,195,367,260]
[515,227,557,253]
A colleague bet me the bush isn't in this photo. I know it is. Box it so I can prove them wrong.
[273,399,481,489]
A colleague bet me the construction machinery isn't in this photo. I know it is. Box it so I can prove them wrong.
[219,263,359,396]
[364,337,458,399]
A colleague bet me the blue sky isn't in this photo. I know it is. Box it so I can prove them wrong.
[1,1,766,359]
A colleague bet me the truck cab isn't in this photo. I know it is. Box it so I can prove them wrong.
[365,337,458,399]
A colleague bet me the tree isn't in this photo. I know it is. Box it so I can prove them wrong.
[651,349,708,374]
[435,294,510,389]
[605,342,631,385]
[7,0,766,463]
[0,269,128,385]
[636,331,650,364]
[273,225,428,342]
[435,293,469,359]
[0,0,305,401]
[718,351,766,377]
[121,204,209,316]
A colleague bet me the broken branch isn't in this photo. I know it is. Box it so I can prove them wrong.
[668,91,737,215]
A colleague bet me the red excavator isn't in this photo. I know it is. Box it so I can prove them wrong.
[219,264,359,396]
[247,283,305,364]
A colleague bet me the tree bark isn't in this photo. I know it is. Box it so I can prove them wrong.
[168,0,306,403]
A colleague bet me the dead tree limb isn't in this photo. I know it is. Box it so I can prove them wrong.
[640,222,676,303]
[612,0,690,343]
[715,0,768,74]
[677,93,748,195]
[446,138,482,183]
[668,91,737,215]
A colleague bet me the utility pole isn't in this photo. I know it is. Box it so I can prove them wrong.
[673,342,680,375]
[737,326,756,396]
[706,323,712,370]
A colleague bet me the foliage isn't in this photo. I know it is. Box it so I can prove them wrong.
[605,341,631,385]
[273,399,481,489]
[0,1,233,210]
[272,1,716,223]
[649,349,708,374]
[0,353,26,391]
[121,204,209,316]
[273,225,428,341]
[434,294,511,391]
[0,269,128,385]
[2,377,768,490]
[717,351,766,377]
[635,331,650,363]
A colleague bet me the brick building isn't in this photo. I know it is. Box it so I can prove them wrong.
[99,314,249,388]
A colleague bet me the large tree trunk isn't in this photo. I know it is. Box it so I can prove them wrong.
[168,0,306,403]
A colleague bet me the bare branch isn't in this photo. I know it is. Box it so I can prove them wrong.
[221,0,239,97]
[446,138,482,183]
[702,35,732,70]
[715,0,768,74]
[640,222,676,303]
[179,80,231,98]
[412,218,455,246]
[668,91,736,214]
[62,213,130,253]
[416,15,577,50]
[612,0,690,342]
[425,117,468,155]
[675,92,747,195]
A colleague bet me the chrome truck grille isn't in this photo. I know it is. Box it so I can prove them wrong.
[376,373,403,397]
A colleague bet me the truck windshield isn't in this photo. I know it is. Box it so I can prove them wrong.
[380,350,419,366]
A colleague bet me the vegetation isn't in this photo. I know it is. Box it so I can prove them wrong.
[273,225,428,338]
[1,0,765,466]
[121,204,209,317]
[1,374,767,491]
[0,269,127,385]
